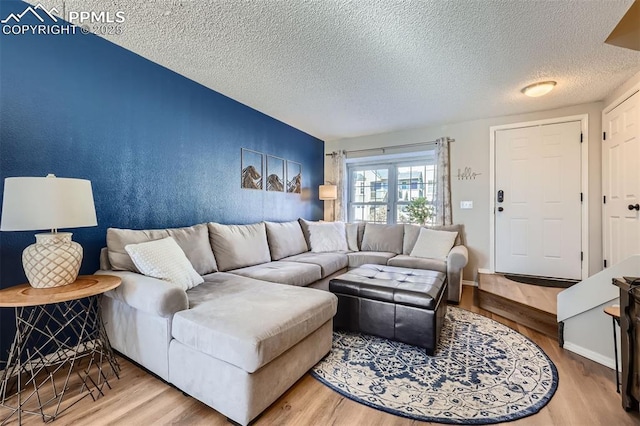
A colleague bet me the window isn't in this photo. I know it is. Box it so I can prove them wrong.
[347,154,436,224]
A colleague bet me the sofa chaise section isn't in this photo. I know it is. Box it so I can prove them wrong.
[170,275,336,425]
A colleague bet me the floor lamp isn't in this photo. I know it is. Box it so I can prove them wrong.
[319,184,338,221]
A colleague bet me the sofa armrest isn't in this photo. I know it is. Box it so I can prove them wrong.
[95,270,188,317]
[446,245,468,303]
[448,245,468,270]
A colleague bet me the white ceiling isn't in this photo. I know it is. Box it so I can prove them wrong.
[35,0,640,141]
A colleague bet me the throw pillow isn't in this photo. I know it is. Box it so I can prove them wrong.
[107,228,168,272]
[402,223,465,254]
[125,237,204,291]
[360,223,404,254]
[308,222,348,253]
[410,228,458,260]
[265,221,309,260]
[207,222,271,271]
[345,223,360,252]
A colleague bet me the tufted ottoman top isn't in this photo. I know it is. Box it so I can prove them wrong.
[329,264,446,310]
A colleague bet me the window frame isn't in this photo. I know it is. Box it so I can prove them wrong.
[346,153,435,224]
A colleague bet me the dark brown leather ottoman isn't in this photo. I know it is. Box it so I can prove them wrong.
[329,264,447,355]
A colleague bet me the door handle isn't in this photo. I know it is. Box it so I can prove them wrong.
[497,207,504,212]
[628,204,640,211]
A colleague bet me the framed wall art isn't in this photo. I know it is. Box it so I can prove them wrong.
[241,148,263,190]
[266,155,285,192]
[286,161,302,194]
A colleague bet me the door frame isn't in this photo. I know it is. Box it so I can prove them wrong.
[488,114,589,279]
[602,82,640,267]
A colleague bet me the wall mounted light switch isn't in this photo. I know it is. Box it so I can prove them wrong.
[460,201,473,209]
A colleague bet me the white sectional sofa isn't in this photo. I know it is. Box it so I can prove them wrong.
[97,219,468,424]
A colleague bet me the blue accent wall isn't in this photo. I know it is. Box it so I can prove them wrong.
[0,1,324,361]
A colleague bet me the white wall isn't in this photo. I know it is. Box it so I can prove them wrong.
[557,255,640,369]
[326,102,603,281]
[605,69,640,107]
[563,300,620,370]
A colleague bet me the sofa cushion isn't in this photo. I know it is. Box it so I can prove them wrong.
[208,222,271,271]
[107,228,167,272]
[308,222,348,252]
[265,221,308,261]
[410,228,458,260]
[166,225,218,274]
[125,237,204,290]
[387,254,447,273]
[403,223,465,255]
[174,273,337,372]
[345,223,360,251]
[298,218,313,250]
[361,223,404,254]
[229,261,321,287]
[107,224,217,275]
[347,251,397,268]
[282,252,348,278]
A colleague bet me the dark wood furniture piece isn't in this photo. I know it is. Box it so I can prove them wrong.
[613,277,640,412]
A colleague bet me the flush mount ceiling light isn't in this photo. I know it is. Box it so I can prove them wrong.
[521,81,557,97]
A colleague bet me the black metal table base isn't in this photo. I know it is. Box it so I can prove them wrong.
[0,295,119,424]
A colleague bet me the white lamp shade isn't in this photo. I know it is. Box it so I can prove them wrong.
[319,184,338,200]
[1,175,97,231]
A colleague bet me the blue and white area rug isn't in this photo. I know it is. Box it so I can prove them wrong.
[311,307,558,424]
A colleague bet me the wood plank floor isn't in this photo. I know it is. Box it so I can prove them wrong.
[3,286,639,426]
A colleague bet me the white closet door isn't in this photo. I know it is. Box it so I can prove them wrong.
[603,91,640,267]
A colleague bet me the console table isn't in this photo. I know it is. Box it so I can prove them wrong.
[613,277,640,412]
[0,275,121,424]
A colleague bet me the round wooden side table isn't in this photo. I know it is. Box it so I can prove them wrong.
[0,275,121,424]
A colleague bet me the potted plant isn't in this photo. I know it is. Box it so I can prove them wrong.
[406,197,434,225]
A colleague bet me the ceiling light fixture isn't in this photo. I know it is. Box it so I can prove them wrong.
[521,81,557,97]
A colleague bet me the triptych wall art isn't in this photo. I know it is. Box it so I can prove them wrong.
[241,148,301,193]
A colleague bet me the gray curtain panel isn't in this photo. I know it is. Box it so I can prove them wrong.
[329,150,347,221]
[435,137,453,225]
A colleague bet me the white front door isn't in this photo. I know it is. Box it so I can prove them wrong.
[603,91,640,267]
[495,121,582,279]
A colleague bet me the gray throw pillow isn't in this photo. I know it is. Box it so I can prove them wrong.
[360,223,404,254]
[298,218,314,250]
[166,224,218,275]
[208,222,271,271]
[265,221,309,260]
[345,223,360,252]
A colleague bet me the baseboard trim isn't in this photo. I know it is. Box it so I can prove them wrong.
[478,268,492,275]
[462,280,477,287]
[563,341,616,370]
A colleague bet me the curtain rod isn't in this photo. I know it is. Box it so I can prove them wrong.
[325,138,454,156]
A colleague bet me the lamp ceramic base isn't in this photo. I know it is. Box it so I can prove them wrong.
[22,232,82,288]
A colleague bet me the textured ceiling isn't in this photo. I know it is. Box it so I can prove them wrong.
[32,0,640,141]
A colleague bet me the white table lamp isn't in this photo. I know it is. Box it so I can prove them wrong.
[319,184,338,221]
[1,174,97,288]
